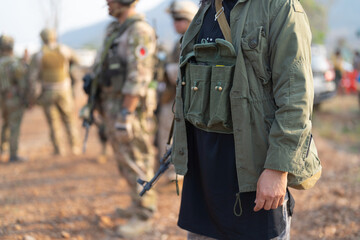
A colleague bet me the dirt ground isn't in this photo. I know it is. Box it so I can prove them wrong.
[0,92,359,240]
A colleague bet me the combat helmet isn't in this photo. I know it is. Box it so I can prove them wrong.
[167,1,199,21]
[112,0,138,5]
[0,34,14,51]
[40,28,57,44]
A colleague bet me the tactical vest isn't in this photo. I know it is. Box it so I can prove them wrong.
[99,17,142,93]
[181,39,236,134]
[0,57,13,92]
[41,46,68,83]
[0,56,24,92]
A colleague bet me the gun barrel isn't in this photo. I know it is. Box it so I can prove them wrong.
[138,154,172,196]
[82,124,90,153]
[139,166,167,196]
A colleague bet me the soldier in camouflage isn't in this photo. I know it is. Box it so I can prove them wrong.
[28,28,81,156]
[0,36,9,158]
[0,35,28,162]
[89,0,157,237]
[156,1,199,180]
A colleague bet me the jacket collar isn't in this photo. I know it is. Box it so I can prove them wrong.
[180,3,210,54]
[181,0,249,55]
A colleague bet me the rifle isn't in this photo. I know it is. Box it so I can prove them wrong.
[81,107,93,153]
[80,73,97,153]
[80,18,143,153]
[137,147,173,196]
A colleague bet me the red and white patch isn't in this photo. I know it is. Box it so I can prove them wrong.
[135,45,148,59]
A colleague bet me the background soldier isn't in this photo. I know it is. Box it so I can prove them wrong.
[85,0,157,237]
[156,0,198,180]
[28,28,81,156]
[0,35,28,162]
[0,36,9,158]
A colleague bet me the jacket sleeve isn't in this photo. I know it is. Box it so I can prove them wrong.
[12,60,27,96]
[27,53,42,103]
[264,0,314,174]
[122,21,157,97]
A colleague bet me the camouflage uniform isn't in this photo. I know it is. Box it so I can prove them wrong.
[156,1,198,176]
[0,35,28,161]
[157,41,180,158]
[28,29,80,155]
[95,14,157,215]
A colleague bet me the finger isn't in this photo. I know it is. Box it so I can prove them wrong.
[279,195,285,207]
[271,197,281,209]
[264,198,273,211]
[254,198,265,212]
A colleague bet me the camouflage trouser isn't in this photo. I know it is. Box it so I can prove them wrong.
[157,101,173,157]
[100,94,157,211]
[156,101,178,179]
[0,97,25,157]
[187,197,292,240]
[0,117,9,153]
[37,89,80,154]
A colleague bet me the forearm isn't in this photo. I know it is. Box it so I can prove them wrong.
[122,94,140,112]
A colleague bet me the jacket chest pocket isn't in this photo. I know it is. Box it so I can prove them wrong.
[208,65,234,130]
[185,63,211,128]
[241,26,271,85]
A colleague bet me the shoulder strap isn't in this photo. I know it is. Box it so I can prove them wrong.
[215,0,232,43]
[90,17,142,97]
[99,17,142,69]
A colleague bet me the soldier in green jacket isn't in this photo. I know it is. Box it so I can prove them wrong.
[0,35,28,162]
[172,0,321,239]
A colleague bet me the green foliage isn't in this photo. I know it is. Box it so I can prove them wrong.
[82,43,98,50]
[301,0,328,44]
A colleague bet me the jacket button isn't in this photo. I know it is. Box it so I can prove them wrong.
[249,39,258,49]
[218,86,223,92]
[193,86,199,91]
[179,149,184,155]
[182,81,186,86]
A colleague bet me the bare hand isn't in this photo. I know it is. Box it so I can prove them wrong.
[254,169,288,212]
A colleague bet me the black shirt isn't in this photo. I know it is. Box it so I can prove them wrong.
[177,2,294,239]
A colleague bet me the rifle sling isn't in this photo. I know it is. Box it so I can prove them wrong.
[167,117,174,146]
[215,0,232,43]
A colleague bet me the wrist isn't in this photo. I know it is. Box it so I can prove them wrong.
[264,168,288,176]
[120,108,133,121]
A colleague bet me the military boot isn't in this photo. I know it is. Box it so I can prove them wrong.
[97,142,108,164]
[71,145,81,156]
[53,146,65,156]
[97,154,108,164]
[116,216,153,238]
[9,155,28,163]
[116,205,153,220]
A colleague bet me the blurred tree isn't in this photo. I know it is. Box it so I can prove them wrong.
[302,0,328,44]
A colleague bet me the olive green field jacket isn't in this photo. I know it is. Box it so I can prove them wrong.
[172,0,321,192]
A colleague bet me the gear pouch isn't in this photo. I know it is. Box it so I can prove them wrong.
[106,50,126,92]
[183,39,236,133]
[185,63,211,129]
[208,65,234,132]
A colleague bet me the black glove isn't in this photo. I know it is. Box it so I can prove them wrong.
[82,73,93,95]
